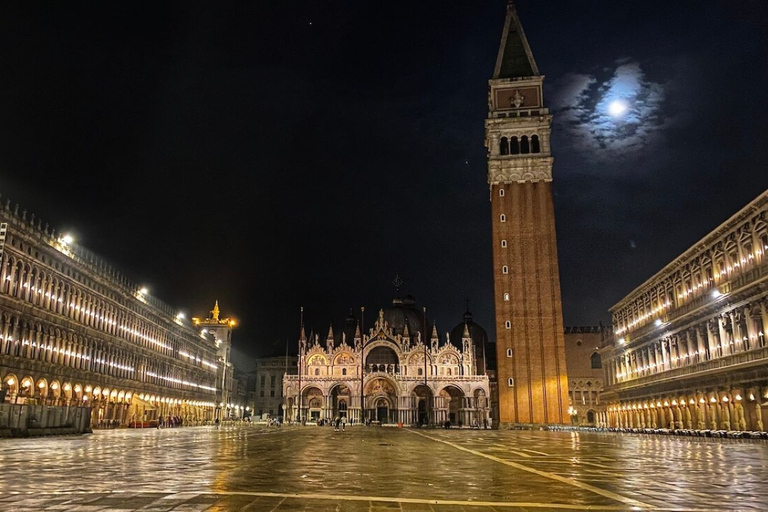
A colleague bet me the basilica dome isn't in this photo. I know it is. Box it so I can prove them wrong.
[380,295,428,338]
[450,310,494,374]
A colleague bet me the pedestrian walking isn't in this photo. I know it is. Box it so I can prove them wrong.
[334,416,341,432]
[341,416,346,432]
[215,417,220,429]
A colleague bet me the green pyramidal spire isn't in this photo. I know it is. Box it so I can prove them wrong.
[493,2,539,79]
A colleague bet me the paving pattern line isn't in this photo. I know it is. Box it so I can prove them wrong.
[0,490,652,511]
[408,430,656,510]
[521,448,550,456]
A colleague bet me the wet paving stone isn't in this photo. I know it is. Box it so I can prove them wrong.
[0,424,766,510]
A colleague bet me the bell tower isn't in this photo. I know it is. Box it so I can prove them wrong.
[486,2,569,426]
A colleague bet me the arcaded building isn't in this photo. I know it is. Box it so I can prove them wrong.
[283,296,491,427]
[0,200,232,426]
[486,2,569,425]
[601,189,768,431]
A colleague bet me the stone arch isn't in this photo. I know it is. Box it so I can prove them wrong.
[520,135,530,154]
[366,345,399,373]
[20,376,34,398]
[329,383,352,419]
[3,373,19,398]
[500,136,509,155]
[35,377,48,400]
[412,384,433,426]
[531,134,541,153]
[365,376,398,423]
[50,379,62,401]
[439,385,465,426]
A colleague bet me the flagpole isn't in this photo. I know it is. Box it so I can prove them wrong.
[360,306,365,424]
[297,306,303,423]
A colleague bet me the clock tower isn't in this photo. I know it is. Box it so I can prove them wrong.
[486,2,569,426]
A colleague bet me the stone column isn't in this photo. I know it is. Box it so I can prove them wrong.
[721,400,731,430]
[734,400,746,430]
[719,315,732,356]
[760,299,768,348]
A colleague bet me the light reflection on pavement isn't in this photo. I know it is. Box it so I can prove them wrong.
[0,425,765,511]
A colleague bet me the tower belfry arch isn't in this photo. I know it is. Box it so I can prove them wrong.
[486,2,569,426]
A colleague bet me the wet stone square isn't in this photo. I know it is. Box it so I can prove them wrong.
[0,425,766,511]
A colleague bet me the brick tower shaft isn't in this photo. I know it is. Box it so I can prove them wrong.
[486,2,569,426]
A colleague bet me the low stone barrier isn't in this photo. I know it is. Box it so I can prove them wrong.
[547,424,768,440]
[0,403,91,437]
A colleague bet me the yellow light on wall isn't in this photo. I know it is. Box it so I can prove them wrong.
[6,378,14,386]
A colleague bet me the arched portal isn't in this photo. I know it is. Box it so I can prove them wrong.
[413,385,433,426]
[330,383,351,419]
[441,386,464,426]
[365,377,397,424]
[302,386,323,422]
[375,397,390,423]
[474,388,488,427]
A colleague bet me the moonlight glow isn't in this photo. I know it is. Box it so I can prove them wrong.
[608,100,628,117]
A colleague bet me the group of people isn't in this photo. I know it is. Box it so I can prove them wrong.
[333,415,347,432]
[157,415,183,428]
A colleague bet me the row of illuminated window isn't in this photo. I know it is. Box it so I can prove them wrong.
[613,230,768,337]
[0,312,218,395]
[0,252,216,371]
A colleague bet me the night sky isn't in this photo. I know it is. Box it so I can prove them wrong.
[1,1,767,368]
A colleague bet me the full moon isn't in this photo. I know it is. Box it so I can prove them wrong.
[608,100,627,117]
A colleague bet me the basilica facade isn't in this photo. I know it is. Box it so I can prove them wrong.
[283,296,491,427]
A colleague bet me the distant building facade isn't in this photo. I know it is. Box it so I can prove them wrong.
[601,189,768,431]
[253,355,297,419]
[0,199,232,426]
[284,296,492,427]
[563,326,609,426]
[193,301,237,419]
